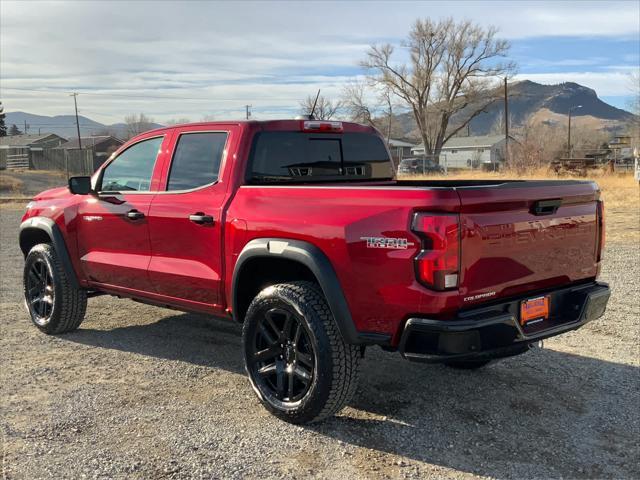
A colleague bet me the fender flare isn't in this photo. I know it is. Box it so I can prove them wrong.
[19,217,80,289]
[232,238,388,345]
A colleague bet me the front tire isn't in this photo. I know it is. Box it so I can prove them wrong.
[242,281,359,424]
[23,243,87,334]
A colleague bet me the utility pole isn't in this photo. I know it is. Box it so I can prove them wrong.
[245,105,252,120]
[70,92,82,149]
[504,77,509,166]
[24,120,28,134]
[567,105,582,157]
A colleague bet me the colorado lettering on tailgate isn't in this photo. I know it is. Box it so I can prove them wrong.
[480,218,595,248]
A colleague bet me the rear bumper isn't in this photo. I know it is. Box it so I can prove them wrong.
[398,281,610,363]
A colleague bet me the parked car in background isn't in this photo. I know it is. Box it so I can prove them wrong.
[398,157,444,176]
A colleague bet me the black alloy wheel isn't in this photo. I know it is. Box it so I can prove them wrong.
[242,281,360,423]
[23,243,87,334]
[247,307,316,404]
[26,257,55,325]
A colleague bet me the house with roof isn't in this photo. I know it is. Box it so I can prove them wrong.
[59,135,123,154]
[0,133,67,149]
[387,138,417,161]
[58,135,124,169]
[0,133,68,169]
[410,134,516,170]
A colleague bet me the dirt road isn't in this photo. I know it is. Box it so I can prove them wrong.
[1,205,638,479]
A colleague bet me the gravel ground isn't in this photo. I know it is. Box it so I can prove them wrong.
[1,205,639,479]
[0,171,66,198]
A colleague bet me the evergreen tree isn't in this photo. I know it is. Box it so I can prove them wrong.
[9,124,22,136]
[0,102,6,137]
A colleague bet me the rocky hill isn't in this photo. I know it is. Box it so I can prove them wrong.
[395,80,636,137]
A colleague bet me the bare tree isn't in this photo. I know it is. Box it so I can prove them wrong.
[361,18,514,163]
[165,118,192,125]
[299,94,342,120]
[489,109,516,136]
[378,87,401,143]
[0,102,6,137]
[626,72,640,151]
[342,82,404,141]
[342,81,375,126]
[124,113,155,139]
[510,122,565,173]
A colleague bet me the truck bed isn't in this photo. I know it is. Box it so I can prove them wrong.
[231,178,602,342]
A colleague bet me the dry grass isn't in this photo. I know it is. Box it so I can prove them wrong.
[405,169,639,244]
[20,169,67,178]
[0,173,25,195]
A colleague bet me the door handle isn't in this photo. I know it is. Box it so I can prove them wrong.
[126,209,145,220]
[189,213,214,225]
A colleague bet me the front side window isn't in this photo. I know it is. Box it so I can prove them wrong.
[100,137,163,192]
[167,132,227,191]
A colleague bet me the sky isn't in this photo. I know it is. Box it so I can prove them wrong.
[1,0,639,125]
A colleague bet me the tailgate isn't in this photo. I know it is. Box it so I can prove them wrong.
[458,181,600,302]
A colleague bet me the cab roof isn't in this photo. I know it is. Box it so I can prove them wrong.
[143,119,379,136]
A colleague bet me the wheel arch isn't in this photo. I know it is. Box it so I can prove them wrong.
[232,238,372,345]
[19,217,79,289]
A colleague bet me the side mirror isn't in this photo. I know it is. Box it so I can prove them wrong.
[68,176,92,195]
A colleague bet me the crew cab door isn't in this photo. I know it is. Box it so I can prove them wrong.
[76,133,170,291]
[146,126,232,311]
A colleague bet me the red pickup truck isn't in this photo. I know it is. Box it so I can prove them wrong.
[20,119,610,423]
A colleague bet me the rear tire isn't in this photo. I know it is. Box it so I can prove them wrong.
[444,359,491,370]
[242,281,359,424]
[23,243,87,334]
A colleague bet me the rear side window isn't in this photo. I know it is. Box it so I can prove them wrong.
[249,132,392,183]
[100,136,162,192]
[167,132,227,191]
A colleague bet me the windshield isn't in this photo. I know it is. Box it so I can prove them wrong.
[248,132,392,183]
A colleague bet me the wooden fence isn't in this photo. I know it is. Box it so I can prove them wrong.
[31,148,95,175]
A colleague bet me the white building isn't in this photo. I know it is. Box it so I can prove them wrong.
[410,134,515,170]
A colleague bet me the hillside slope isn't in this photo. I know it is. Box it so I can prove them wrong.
[3,112,163,139]
[395,80,635,137]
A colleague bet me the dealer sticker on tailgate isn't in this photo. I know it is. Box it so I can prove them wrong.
[520,296,550,326]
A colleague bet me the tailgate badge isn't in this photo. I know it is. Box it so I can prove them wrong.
[361,237,415,250]
[463,291,497,302]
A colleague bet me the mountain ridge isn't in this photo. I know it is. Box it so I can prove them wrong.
[395,80,635,138]
[4,81,636,139]
[2,112,164,140]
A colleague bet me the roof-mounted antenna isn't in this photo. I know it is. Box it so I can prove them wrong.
[309,89,321,120]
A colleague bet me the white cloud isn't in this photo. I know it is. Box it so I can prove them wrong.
[1,1,638,122]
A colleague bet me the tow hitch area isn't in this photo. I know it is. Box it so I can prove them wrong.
[399,282,609,363]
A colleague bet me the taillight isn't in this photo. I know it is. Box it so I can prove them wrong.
[412,213,460,291]
[597,200,605,261]
[301,120,343,133]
